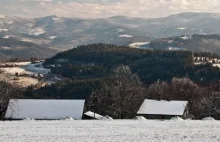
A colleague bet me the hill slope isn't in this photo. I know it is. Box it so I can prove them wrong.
[2,12,220,58]
[149,34,220,53]
[44,43,220,85]
[0,37,59,60]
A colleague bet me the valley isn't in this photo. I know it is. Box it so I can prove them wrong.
[0,61,54,87]
[2,1,220,142]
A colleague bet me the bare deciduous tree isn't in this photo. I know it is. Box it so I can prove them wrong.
[148,80,171,100]
[146,77,212,119]
[89,66,146,119]
[171,78,206,114]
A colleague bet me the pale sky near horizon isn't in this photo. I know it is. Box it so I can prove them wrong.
[1,0,220,18]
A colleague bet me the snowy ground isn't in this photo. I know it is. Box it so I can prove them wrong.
[129,42,150,48]
[0,72,38,87]
[213,64,220,68]
[0,62,50,75]
[1,120,220,142]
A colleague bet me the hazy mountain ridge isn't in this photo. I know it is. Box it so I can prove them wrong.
[0,37,59,60]
[149,34,220,53]
[1,12,220,58]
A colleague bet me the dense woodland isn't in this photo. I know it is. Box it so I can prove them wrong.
[45,43,220,85]
[1,43,220,119]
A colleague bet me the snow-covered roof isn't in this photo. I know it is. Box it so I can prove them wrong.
[137,99,188,116]
[84,111,104,120]
[5,99,85,120]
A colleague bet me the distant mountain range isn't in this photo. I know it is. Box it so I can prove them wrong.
[149,34,220,53]
[1,12,220,59]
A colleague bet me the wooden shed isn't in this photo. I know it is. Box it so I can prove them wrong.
[5,99,85,120]
[137,99,188,119]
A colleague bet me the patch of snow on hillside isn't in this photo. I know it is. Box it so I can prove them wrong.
[1,46,11,50]
[6,21,14,24]
[115,28,125,33]
[177,27,186,30]
[129,42,150,48]
[29,28,46,36]
[213,64,220,68]
[119,34,133,38]
[168,40,173,43]
[16,62,32,66]
[47,36,57,40]
[199,32,208,35]
[168,47,183,51]
[52,17,61,21]
[20,38,33,42]
[26,23,34,27]
[0,28,8,32]
[211,14,220,19]
[180,35,191,40]
[3,35,10,39]
[0,15,5,19]
[151,22,161,25]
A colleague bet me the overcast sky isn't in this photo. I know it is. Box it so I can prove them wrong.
[1,0,220,18]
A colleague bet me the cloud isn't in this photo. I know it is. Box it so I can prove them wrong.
[1,0,220,18]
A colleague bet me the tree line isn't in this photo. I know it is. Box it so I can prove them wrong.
[45,43,220,85]
[1,43,220,119]
[1,66,219,119]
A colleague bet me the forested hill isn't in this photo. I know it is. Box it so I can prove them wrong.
[45,43,220,85]
[23,43,220,119]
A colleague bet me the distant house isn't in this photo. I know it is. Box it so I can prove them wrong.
[83,111,104,120]
[5,99,85,120]
[137,99,188,119]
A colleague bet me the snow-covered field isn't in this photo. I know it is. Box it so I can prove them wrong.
[1,120,220,142]
[29,28,46,36]
[177,27,186,30]
[0,62,50,87]
[213,64,220,68]
[0,67,32,75]
[0,28,8,32]
[119,34,133,38]
[0,62,50,75]
[47,36,57,40]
